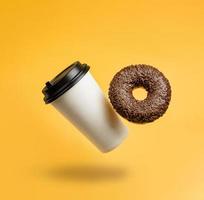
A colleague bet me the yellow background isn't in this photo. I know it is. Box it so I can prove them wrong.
[1,0,204,199]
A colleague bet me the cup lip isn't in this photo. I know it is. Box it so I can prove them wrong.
[42,61,90,104]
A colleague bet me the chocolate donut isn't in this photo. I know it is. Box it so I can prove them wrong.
[108,64,171,123]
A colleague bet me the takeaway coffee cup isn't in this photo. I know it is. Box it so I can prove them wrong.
[42,61,128,152]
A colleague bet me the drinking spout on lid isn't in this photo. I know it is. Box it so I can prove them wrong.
[46,81,52,88]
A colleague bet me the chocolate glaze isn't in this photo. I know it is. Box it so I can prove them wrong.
[108,64,171,123]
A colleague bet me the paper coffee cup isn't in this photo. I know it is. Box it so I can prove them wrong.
[42,61,128,152]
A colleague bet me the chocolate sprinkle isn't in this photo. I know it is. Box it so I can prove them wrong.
[108,64,171,123]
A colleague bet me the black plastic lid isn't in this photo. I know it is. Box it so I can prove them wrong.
[42,61,90,104]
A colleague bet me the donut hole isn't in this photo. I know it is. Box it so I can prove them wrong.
[132,87,147,100]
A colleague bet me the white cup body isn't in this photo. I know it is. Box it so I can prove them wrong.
[51,72,128,152]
